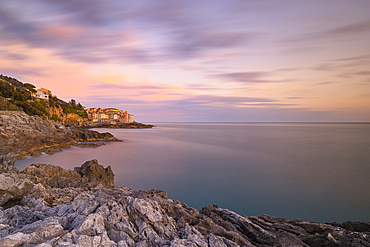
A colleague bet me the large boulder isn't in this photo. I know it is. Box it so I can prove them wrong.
[22,159,115,189]
[75,159,115,187]
[21,163,82,188]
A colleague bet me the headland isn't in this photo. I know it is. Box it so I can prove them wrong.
[0,111,121,159]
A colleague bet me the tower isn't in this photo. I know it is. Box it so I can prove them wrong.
[124,110,128,123]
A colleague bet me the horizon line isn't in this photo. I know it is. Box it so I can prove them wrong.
[141,121,370,124]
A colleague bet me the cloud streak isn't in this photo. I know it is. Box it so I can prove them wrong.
[329,20,370,35]
[1,1,370,121]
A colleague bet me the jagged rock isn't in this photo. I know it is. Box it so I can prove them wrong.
[334,220,370,232]
[20,159,114,189]
[0,172,34,207]
[73,128,120,142]
[75,159,115,188]
[0,217,65,247]
[0,159,114,207]
[0,154,18,173]
[21,163,82,188]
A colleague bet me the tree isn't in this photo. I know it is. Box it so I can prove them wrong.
[50,114,59,121]
[24,83,37,93]
[14,88,31,101]
[69,99,76,106]
[0,80,15,98]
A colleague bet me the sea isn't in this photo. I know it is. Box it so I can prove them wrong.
[15,122,370,223]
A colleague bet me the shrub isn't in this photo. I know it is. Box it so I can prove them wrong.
[50,114,59,121]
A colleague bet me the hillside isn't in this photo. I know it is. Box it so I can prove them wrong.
[0,74,87,122]
[0,74,26,89]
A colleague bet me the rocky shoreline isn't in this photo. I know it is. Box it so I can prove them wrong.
[0,155,370,246]
[1,111,370,246]
[0,111,121,159]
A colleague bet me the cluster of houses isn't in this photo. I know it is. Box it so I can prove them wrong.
[85,108,134,123]
[33,87,134,123]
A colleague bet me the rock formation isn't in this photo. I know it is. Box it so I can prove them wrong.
[0,111,121,159]
[0,155,369,246]
[46,105,64,121]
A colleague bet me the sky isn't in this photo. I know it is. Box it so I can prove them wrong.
[1,0,370,122]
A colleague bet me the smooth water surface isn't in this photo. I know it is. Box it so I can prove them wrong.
[16,123,370,223]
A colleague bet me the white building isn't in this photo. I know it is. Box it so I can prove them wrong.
[35,88,50,101]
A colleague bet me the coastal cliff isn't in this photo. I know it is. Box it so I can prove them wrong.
[1,111,370,246]
[0,111,120,159]
[0,155,369,246]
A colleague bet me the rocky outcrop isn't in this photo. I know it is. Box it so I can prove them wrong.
[0,156,114,208]
[21,159,114,189]
[47,105,64,120]
[0,111,121,159]
[47,106,88,127]
[61,112,85,126]
[0,156,369,246]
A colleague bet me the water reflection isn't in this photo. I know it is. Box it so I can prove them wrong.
[16,123,370,223]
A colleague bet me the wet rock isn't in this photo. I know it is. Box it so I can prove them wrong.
[76,142,105,147]
[74,129,121,142]
[333,220,370,233]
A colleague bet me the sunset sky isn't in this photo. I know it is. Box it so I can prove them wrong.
[1,0,370,122]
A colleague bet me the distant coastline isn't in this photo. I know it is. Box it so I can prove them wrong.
[80,120,155,129]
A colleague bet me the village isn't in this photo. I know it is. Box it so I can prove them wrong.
[33,87,134,123]
[85,107,134,123]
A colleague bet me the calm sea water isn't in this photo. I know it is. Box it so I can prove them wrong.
[15,123,370,223]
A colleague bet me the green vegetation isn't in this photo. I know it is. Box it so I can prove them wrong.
[59,99,88,118]
[24,83,37,93]
[0,78,47,116]
[14,100,49,116]
[0,78,17,98]
[0,96,22,111]
[0,74,26,89]
[50,114,59,121]
[0,74,88,119]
